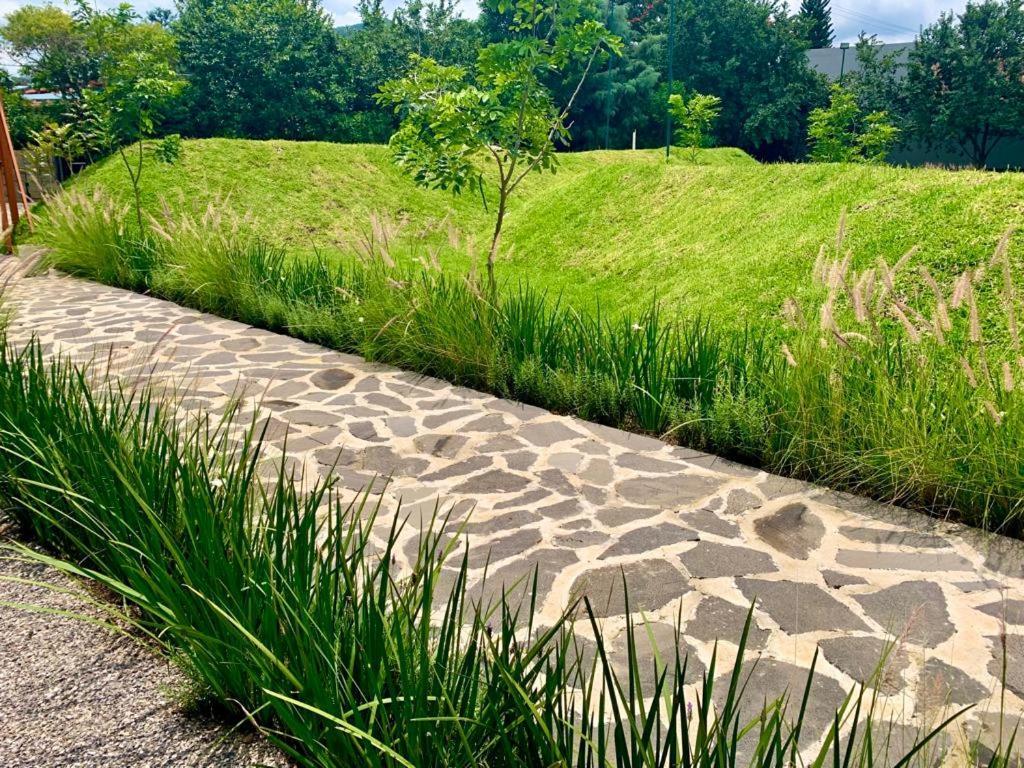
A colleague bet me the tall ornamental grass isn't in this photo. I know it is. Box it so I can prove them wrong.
[34,190,1024,535]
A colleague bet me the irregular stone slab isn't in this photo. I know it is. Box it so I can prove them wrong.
[462,509,541,535]
[753,503,824,560]
[855,582,954,649]
[468,528,543,569]
[990,634,1024,699]
[737,578,869,633]
[420,455,493,482]
[599,523,699,559]
[595,505,660,527]
[835,549,974,572]
[572,560,690,618]
[685,596,770,650]
[721,488,763,515]
[677,507,740,538]
[615,474,722,507]
[917,658,990,711]
[821,570,868,588]
[517,421,585,447]
[838,525,950,549]
[616,453,685,473]
[679,541,778,578]
[819,636,909,693]
[452,469,530,494]
[310,367,354,390]
[977,599,1024,625]
[473,549,579,613]
[714,659,847,746]
[609,622,706,689]
[493,488,550,510]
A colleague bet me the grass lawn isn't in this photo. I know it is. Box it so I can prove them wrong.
[53,138,1024,333]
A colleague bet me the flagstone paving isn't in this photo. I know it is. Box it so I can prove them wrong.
[5,270,1024,757]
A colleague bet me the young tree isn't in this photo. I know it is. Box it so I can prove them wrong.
[906,0,1024,168]
[807,84,898,163]
[95,48,184,232]
[667,91,721,161]
[798,0,834,48]
[377,0,620,290]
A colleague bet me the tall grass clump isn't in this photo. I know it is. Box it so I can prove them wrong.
[35,189,1024,535]
[2,326,1014,767]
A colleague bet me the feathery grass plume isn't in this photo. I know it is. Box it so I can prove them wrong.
[920,266,952,332]
[1003,361,1015,393]
[852,271,870,324]
[891,303,922,344]
[782,297,803,328]
[1000,232,1020,354]
[782,342,798,367]
[813,244,827,284]
[967,283,983,344]
[951,270,971,309]
[991,226,1014,268]
[892,245,919,276]
[985,400,1004,425]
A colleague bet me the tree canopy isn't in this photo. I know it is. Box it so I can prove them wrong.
[905,0,1024,168]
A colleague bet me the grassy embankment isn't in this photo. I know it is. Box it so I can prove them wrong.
[53,138,1024,335]
[31,139,1024,534]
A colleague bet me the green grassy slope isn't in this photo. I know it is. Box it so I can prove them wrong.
[55,138,1024,329]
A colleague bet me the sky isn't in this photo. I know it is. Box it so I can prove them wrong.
[0,0,971,43]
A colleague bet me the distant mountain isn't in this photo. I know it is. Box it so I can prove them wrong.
[335,23,364,37]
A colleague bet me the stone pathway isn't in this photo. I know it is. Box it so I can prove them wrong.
[4,271,1024,758]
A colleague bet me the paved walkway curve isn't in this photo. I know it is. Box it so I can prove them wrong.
[5,271,1024,759]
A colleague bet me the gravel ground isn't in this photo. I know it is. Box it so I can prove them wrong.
[0,525,289,768]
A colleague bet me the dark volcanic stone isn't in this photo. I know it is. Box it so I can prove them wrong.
[679,541,778,578]
[615,474,721,508]
[572,560,690,618]
[918,658,990,710]
[854,582,954,649]
[737,578,869,633]
[600,523,699,559]
[310,368,354,390]
[753,503,824,560]
[685,596,770,650]
[413,433,469,458]
[452,469,530,494]
[977,599,1024,625]
[819,636,909,693]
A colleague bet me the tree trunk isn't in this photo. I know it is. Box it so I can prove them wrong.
[487,189,507,294]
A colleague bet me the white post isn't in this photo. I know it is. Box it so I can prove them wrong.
[632,130,637,150]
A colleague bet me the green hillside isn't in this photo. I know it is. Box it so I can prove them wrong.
[52,138,1024,329]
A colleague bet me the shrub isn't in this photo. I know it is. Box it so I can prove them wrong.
[808,84,899,163]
